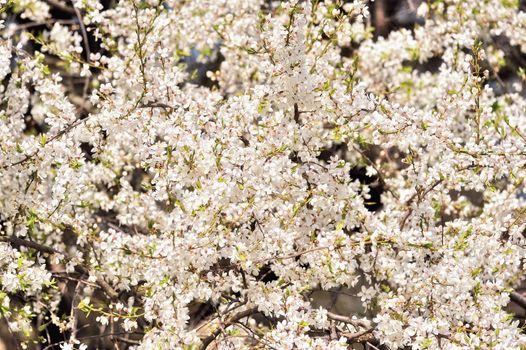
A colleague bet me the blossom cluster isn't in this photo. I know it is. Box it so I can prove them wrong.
[1,0,526,349]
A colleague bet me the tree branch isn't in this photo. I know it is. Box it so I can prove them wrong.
[326,311,372,329]
[199,307,259,350]
[43,0,76,14]
[511,291,526,309]
[0,235,119,299]
[0,235,60,254]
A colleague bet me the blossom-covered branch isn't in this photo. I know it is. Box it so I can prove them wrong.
[1,0,526,349]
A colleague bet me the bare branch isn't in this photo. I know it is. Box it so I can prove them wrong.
[510,291,526,309]
[43,0,76,14]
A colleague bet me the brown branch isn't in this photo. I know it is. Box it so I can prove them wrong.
[199,307,259,350]
[69,278,83,340]
[0,235,61,254]
[374,0,387,37]
[511,291,526,309]
[43,0,76,14]
[113,336,141,345]
[350,144,399,200]
[399,178,443,230]
[250,246,329,266]
[71,0,91,101]
[42,332,145,350]
[0,235,119,299]
[341,328,374,342]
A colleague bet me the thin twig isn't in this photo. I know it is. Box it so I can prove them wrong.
[399,179,443,230]
[71,1,91,102]
[70,278,83,338]
[350,144,399,199]
[42,332,145,350]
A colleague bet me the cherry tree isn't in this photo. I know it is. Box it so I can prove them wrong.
[1,0,526,349]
